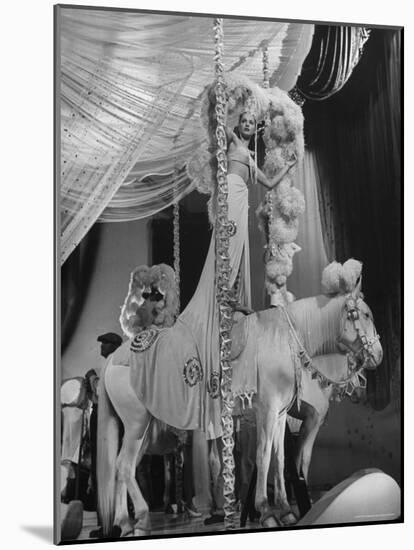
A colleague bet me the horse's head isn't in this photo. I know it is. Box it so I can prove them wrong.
[338,278,383,370]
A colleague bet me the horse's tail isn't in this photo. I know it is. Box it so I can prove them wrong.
[97,361,119,537]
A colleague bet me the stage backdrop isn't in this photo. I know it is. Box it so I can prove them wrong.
[61,218,149,380]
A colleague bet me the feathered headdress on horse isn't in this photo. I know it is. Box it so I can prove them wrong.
[119,263,179,339]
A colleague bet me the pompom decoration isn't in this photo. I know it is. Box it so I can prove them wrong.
[269,217,299,244]
[321,259,363,296]
[259,85,305,304]
[342,259,363,289]
[275,184,306,219]
[263,148,285,178]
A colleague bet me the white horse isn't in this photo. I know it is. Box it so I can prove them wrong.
[287,352,366,483]
[96,279,382,537]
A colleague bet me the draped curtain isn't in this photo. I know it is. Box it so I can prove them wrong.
[296,25,371,101]
[303,29,401,409]
[59,7,314,263]
[288,151,330,299]
[61,224,101,352]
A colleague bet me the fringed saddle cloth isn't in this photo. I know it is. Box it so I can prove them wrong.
[110,314,262,431]
[112,323,206,432]
[230,314,259,414]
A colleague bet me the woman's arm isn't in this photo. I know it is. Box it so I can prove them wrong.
[224,126,237,146]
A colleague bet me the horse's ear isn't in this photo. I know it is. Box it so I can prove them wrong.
[352,275,362,298]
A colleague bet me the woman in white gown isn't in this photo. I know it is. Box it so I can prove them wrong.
[178,110,297,440]
[178,110,298,519]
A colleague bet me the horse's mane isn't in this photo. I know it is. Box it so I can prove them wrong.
[286,294,346,356]
[276,259,362,355]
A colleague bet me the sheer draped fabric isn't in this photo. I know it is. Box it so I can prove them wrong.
[59,8,314,263]
[288,151,330,299]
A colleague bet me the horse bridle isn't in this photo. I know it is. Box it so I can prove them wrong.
[340,294,381,369]
[279,304,361,390]
[279,292,379,396]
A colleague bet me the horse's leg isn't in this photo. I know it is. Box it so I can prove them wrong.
[117,423,152,536]
[300,386,331,483]
[272,412,297,526]
[299,412,326,483]
[289,400,321,480]
[113,447,130,536]
[113,429,153,537]
[254,403,279,527]
[105,363,152,537]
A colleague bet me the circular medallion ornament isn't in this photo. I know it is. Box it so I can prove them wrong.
[183,357,203,387]
[207,371,220,399]
[227,220,237,237]
[131,327,160,353]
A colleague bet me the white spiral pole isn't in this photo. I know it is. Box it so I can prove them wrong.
[262,44,274,248]
[213,17,236,529]
[173,168,180,314]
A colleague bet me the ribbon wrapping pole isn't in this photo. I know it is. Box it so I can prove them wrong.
[213,17,236,529]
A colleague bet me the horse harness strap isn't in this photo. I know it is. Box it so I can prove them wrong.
[342,295,381,367]
[276,304,365,391]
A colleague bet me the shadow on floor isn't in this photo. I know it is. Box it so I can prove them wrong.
[21,526,53,543]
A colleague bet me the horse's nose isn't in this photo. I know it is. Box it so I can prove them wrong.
[368,344,383,369]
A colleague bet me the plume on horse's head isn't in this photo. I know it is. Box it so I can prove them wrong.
[286,260,363,356]
[321,259,362,296]
[149,264,179,328]
[119,263,179,338]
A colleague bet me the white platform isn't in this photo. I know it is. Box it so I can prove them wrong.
[298,468,401,526]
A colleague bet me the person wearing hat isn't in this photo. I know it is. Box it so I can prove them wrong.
[97,332,123,364]
[87,332,123,535]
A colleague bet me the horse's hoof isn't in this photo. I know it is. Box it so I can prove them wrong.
[136,513,151,533]
[260,511,281,528]
[280,511,298,526]
[134,526,151,537]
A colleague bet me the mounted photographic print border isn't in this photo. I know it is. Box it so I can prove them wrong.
[54,3,403,545]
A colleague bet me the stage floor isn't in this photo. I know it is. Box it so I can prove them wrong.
[78,508,266,540]
[61,488,331,541]
[71,504,302,541]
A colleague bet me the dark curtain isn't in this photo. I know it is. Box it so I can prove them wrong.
[61,224,102,352]
[150,191,211,312]
[303,29,402,409]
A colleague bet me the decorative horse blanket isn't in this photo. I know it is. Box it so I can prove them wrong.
[111,315,260,435]
[113,321,206,431]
